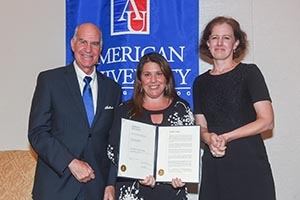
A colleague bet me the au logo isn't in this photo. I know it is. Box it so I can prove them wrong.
[111,0,150,35]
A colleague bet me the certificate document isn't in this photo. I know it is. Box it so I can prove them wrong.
[118,118,200,183]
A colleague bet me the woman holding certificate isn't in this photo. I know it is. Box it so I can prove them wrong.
[107,52,195,200]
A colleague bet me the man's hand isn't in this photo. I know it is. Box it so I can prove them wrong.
[68,158,95,183]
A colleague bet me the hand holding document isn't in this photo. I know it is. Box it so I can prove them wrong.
[118,118,200,183]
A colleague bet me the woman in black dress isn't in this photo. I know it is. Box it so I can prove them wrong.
[107,52,195,200]
[193,16,276,200]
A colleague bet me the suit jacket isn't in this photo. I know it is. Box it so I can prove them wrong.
[28,64,122,200]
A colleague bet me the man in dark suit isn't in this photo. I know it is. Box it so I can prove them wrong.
[28,23,121,200]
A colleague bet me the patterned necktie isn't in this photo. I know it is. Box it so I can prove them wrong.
[83,76,94,127]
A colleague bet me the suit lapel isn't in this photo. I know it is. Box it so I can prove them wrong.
[64,64,89,126]
[94,71,106,122]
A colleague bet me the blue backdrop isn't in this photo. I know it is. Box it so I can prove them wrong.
[66,0,199,107]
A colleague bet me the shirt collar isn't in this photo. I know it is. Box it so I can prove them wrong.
[73,61,97,82]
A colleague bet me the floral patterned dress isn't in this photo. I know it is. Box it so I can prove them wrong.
[107,97,195,200]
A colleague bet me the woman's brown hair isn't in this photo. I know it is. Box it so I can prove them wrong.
[199,16,248,59]
[129,52,178,119]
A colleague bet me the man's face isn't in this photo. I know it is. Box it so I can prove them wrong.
[71,24,102,72]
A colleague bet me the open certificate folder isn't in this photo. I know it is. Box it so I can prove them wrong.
[118,118,200,183]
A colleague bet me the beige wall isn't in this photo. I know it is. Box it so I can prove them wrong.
[1,0,299,199]
[0,0,65,149]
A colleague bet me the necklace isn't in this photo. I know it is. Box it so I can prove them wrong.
[210,61,238,75]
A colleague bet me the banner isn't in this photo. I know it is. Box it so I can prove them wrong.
[66,0,199,107]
